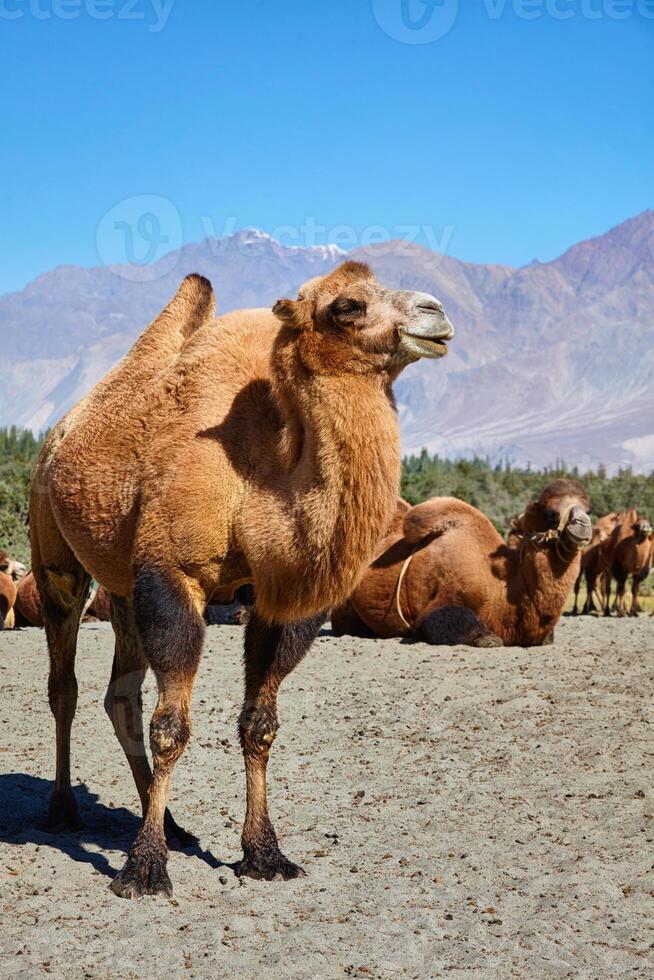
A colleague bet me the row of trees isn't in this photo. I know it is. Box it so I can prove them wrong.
[0,428,46,563]
[1,430,653,567]
[402,451,654,533]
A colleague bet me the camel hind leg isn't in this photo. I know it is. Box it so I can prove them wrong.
[111,568,205,899]
[31,514,91,831]
[104,594,197,849]
[414,604,503,648]
[582,570,597,614]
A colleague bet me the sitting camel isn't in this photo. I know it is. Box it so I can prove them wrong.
[571,512,622,615]
[14,572,44,627]
[332,479,592,647]
[604,509,653,616]
[30,262,454,899]
[14,573,111,627]
[0,571,17,629]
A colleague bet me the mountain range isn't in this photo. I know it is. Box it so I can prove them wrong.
[1,211,653,471]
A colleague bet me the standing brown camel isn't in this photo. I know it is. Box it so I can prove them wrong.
[332,480,592,647]
[604,509,653,616]
[571,512,622,615]
[30,262,454,899]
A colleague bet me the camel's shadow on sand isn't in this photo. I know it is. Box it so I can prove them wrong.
[0,773,231,880]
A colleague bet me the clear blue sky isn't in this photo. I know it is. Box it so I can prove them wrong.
[1,0,652,294]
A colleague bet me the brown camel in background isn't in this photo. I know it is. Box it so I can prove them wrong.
[332,480,591,648]
[15,573,112,627]
[14,572,44,627]
[604,509,653,616]
[571,511,622,615]
[29,262,454,899]
[0,549,27,582]
[0,571,17,629]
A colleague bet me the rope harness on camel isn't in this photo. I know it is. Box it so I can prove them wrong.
[517,504,587,565]
[394,545,418,630]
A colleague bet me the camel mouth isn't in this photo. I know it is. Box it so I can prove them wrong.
[401,335,450,360]
[564,513,592,545]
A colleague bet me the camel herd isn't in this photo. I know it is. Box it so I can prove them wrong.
[1,263,652,900]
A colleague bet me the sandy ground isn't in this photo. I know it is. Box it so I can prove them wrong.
[0,618,653,979]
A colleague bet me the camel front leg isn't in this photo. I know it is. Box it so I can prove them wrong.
[603,571,613,616]
[236,610,325,881]
[414,603,503,647]
[614,572,628,617]
[110,569,204,899]
[630,568,647,616]
[571,571,582,615]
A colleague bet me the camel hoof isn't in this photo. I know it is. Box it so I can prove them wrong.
[235,851,306,882]
[45,790,82,833]
[110,854,173,900]
[163,808,198,850]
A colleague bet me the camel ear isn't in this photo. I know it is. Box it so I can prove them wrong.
[272,298,313,331]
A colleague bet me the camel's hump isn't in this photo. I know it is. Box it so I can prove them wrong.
[403,496,474,545]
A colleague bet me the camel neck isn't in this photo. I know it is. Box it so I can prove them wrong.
[508,543,580,643]
[245,366,401,623]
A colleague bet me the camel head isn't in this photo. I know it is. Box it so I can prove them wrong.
[632,515,653,541]
[0,550,27,582]
[272,261,454,377]
[520,479,592,552]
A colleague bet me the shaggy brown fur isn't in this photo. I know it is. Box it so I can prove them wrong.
[29,263,454,898]
[604,509,653,616]
[572,512,622,615]
[332,480,592,648]
[0,571,17,629]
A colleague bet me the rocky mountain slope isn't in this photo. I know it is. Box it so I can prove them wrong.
[1,212,652,470]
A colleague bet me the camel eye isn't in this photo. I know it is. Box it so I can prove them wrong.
[329,297,366,324]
